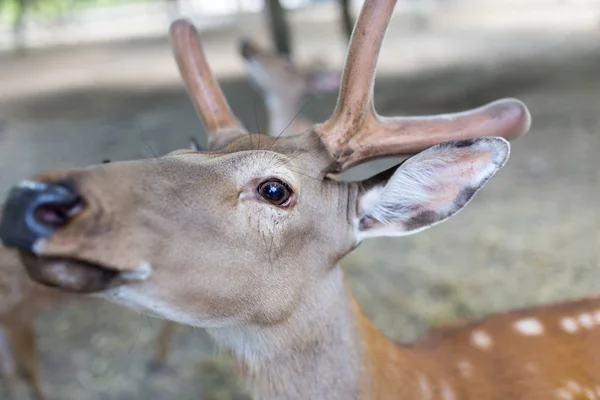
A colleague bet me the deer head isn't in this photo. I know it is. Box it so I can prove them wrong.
[0,0,530,332]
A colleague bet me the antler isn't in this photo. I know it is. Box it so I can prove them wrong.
[314,0,531,172]
[170,20,247,150]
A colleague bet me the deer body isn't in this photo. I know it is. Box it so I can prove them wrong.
[208,265,600,400]
[4,0,585,399]
[411,296,600,400]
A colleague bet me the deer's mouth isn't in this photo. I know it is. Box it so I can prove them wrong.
[19,252,147,293]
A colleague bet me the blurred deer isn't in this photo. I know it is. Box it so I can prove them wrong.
[14,1,600,399]
[0,241,64,400]
[239,38,341,137]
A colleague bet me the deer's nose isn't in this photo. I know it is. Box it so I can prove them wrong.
[0,181,83,252]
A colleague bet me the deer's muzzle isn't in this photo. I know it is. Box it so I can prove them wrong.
[0,179,126,293]
[0,180,83,252]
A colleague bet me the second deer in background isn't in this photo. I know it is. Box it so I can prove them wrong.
[239,38,341,137]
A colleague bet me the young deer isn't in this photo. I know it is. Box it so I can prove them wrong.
[239,38,341,137]
[7,1,594,399]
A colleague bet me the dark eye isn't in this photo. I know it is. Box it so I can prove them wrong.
[257,179,291,206]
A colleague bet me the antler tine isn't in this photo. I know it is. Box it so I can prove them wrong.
[170,20,247,150]
[329,97,531,171]
[316,0,396,146]
[314,0,531,173]
[363,98,530,159]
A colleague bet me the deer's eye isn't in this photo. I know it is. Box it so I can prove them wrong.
[257,179,291,206]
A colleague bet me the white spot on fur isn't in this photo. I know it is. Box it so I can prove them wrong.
[593,311,600,324]
[418,374,432,400]
[554,381,599,400]
[470,329,492,350]
[457,360,472,378]
[578,313,594,329]
[440,381,455,400]
[31,238,47,255]
[560,317,579,333]
[555,388,573,399]
[120,262,152,282]
[567,381,581,393]
[513,318,544,336]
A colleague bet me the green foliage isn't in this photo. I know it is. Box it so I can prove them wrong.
[0,0,156,26]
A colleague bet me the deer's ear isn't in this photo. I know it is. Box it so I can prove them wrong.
[355,138,509,240]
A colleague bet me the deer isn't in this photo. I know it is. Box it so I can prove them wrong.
[8,0,599,398]
[239,38,341,138]
[0,241,65,400]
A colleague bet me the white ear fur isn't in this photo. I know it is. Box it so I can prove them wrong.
[356,137,510,241]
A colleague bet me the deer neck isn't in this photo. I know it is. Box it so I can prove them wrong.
[205,265,447,400]
[264,93,312,137]
[206,266,365,399]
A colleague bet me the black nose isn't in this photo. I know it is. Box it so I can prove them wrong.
[0,181,83,252]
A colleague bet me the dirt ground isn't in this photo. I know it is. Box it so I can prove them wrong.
[0,5,600,399]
